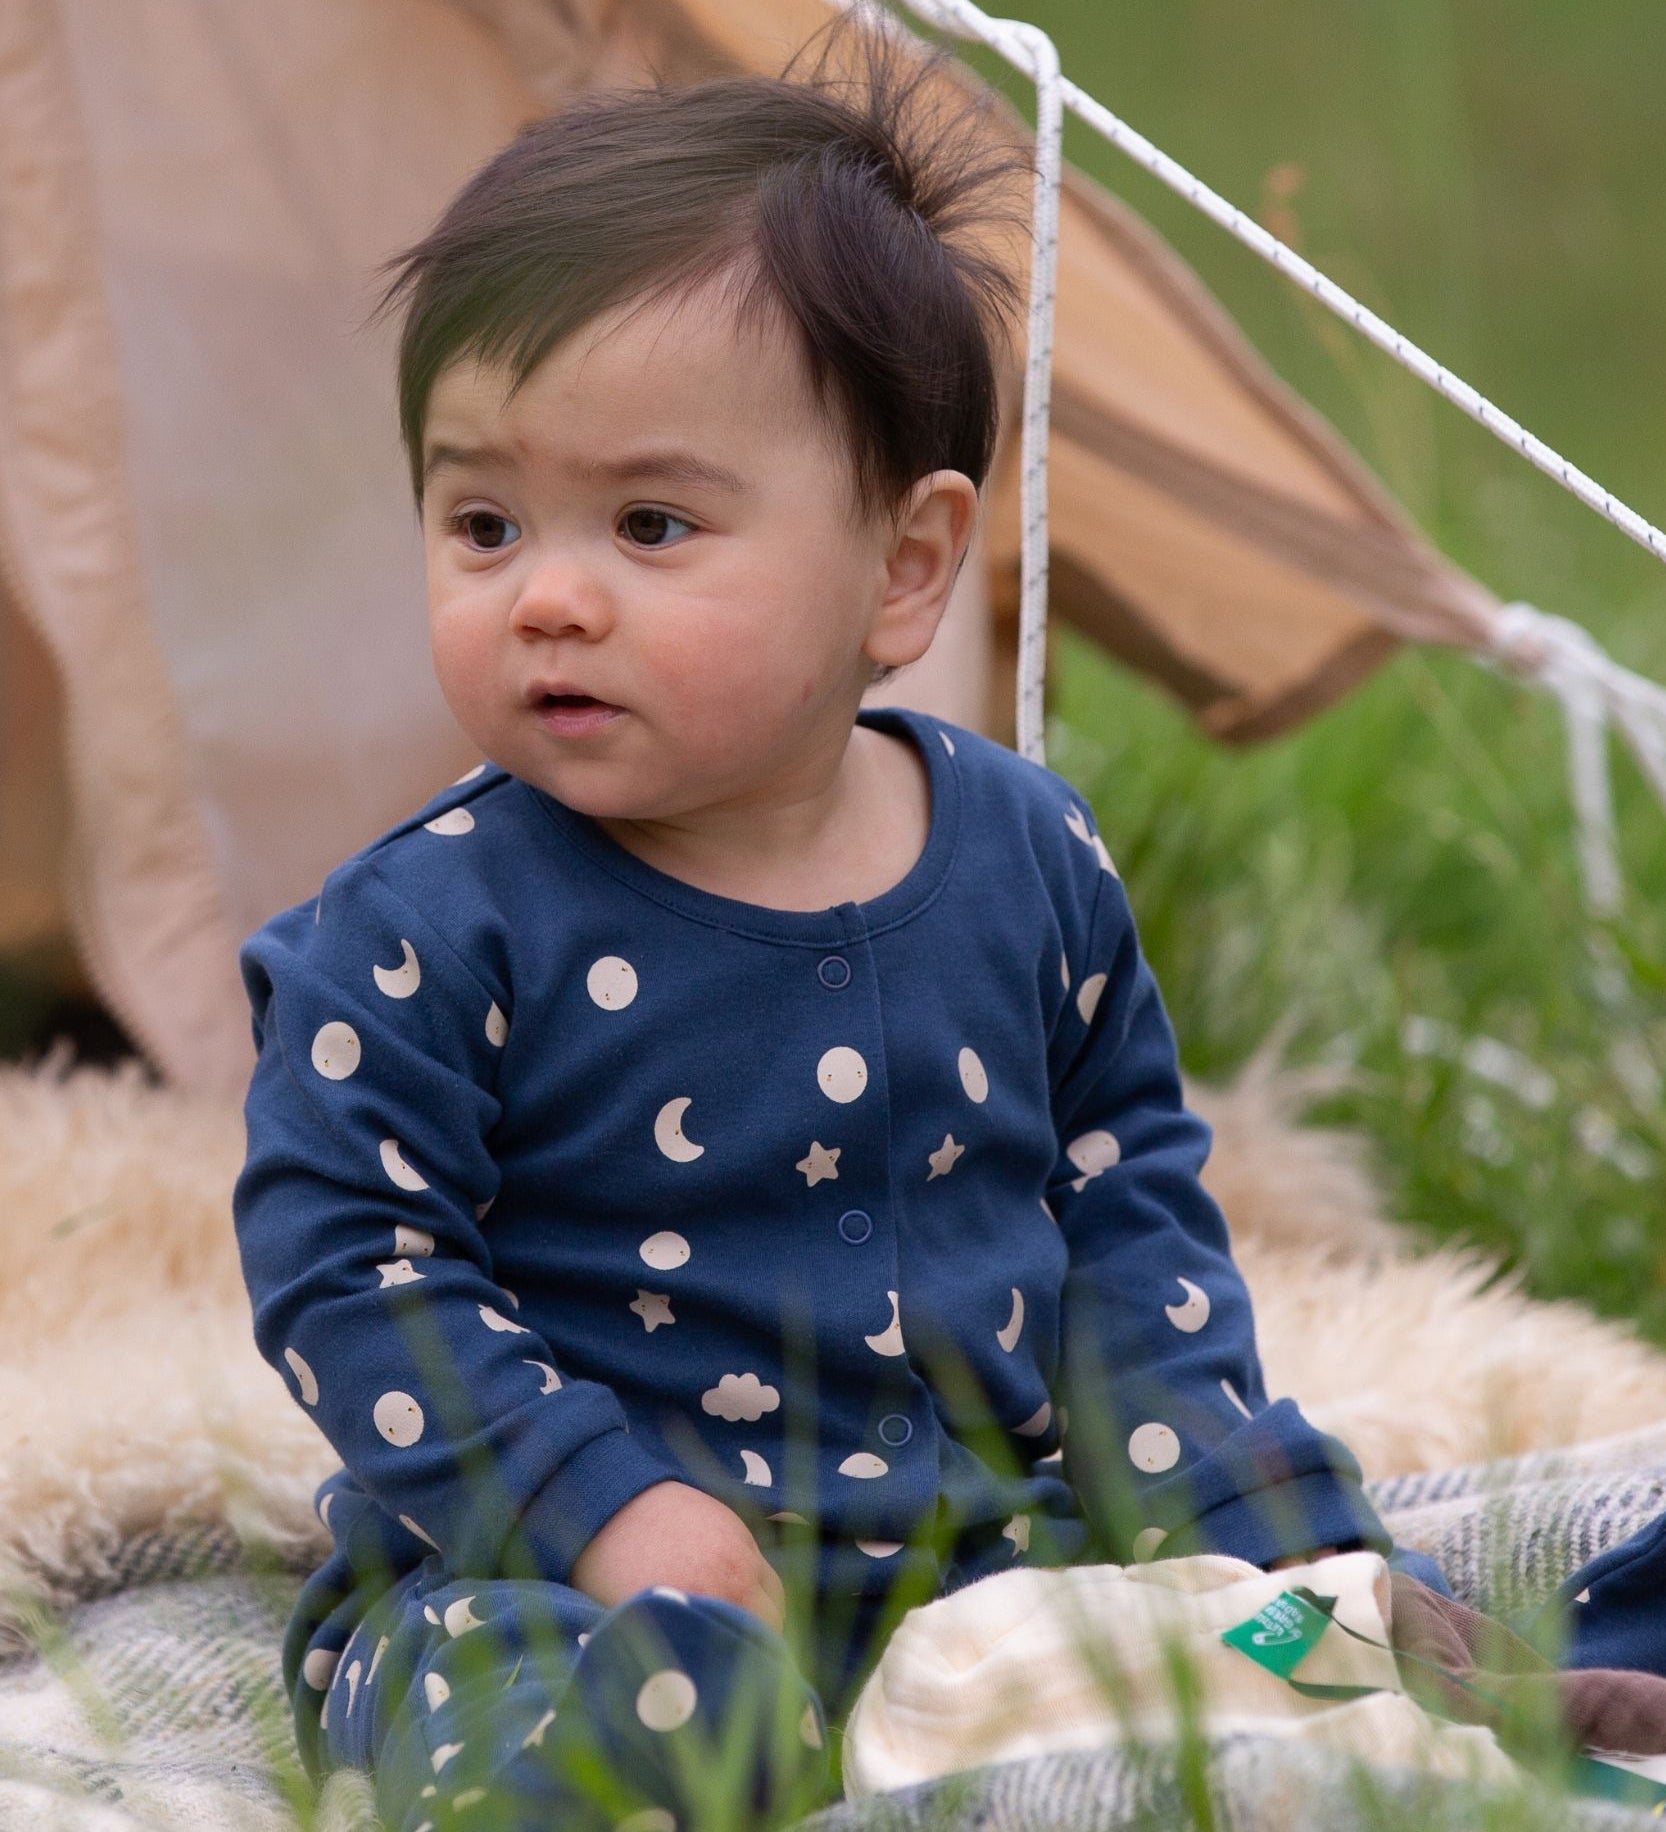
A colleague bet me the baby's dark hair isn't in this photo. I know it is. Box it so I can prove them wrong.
[371,26,1029,531]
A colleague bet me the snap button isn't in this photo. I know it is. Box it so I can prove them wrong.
[878,1413,913,1447]
[817,955,851,990]
[837,1209,873,1244]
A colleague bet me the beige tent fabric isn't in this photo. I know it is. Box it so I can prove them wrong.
[0,0,1505,1094]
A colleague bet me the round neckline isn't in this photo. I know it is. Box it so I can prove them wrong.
[521,704,961,945]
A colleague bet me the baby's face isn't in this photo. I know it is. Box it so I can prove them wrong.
[419,281,904,823]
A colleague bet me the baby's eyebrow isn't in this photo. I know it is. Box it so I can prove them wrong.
[421,442,751,498]
[574,451,752,496]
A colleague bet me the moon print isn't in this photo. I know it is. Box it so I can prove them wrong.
[284,1347,319,1406]
[996,1288,1025,1352]
[739,1449,773,1486]
[373,1391,424,1447]
[939,731,955,756]
[1076,973,1107,1025]
[639,1230,691,1271]
[343,1659,362,1716]
[479,1305,530,1334]
[368,1635,389,1684]
[423,1672,451,1711]
[768,1511,810,1526]
[801,1706,824,1751]
[838,1452,889,1479]
[317,1492,335,1530]
[1013,1401,1052,1437]
[1002,1515,1031,1555]
[379,1138,430,1192]
[587,955,639,1010]
[1132,1527,1168,1563]
[636,1669,698,1732]
[377,1259,425,1288]
[1034,1447,1064,1466]
[444,1596,486,1637]
[1060,951,1070,990]
[431,1741,466,1773]
[857,1539,903,1558]
[863,1289,906,1357]
[310,1021,360,1080]
[302,1648,340,1690]
[817,1046,868,1103]
[1092,835,1119,877]
[654,1096,705,1163]
[485,1002,508,1047]
[451,762,487,784]
[957,1047,989,1103]
[400,1514,440,1550]
[1220,1379,1254,1419]
[1165,1278,1211,1333]
[394,1224,435,1258]
[372,939,421,999]
[524,1361,563,1394]
[1067,1128,1121,1191]
[1128,1422,1180,1473]
[1064,805,1092,845]
[423,807,475,835]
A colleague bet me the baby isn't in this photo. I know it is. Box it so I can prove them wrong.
[233,36,1427,1832]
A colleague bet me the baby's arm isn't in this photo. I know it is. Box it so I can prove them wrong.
[1048,840,1387,1570]
[234,856,708,1591]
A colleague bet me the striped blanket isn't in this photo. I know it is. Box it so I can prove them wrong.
[5,1426,1666,1832]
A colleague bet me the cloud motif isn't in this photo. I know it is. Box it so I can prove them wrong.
[701,1372,780,1422]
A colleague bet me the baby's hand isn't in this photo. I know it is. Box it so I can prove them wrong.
[570,1480,787,1633]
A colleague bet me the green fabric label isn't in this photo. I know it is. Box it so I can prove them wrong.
[1220,1589,1334,1678]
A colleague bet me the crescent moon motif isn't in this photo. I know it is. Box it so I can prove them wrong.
[372,939,421,999]
[379,1138,430,1192]
[1164,1277,1211,1333]
[838,1452,889,1479]
[423,807,475,836]
[995,1287,1025,1352]
[524,1360,562,1394]
[739,1448,773,1486]
[654,1096,706,1163]
[284,1347,319,1406]
[863,1289,906,1357]
[1013,1400,1053,1437]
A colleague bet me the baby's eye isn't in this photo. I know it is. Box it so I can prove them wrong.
[619,507,694,548]
[449,509,520,551]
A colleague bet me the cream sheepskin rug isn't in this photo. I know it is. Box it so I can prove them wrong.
[4,1041,1665,1643]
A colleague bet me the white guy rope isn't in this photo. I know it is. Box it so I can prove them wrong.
[873,0,1666,913]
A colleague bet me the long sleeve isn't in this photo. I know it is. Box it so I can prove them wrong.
[1049,852,1389,1569]
[232,856,674,1585]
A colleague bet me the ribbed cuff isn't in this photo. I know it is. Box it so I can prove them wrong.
[493,1428,677,1586]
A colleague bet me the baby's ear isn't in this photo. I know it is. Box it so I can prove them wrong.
[865,472,979,671]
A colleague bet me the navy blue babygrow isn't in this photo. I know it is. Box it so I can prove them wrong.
[234,704,1391,1828]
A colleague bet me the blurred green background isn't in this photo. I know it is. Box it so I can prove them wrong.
[964,0,1666,1335]
[4,1,1663,1334]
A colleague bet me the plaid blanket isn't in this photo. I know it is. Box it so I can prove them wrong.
[6,1426,1666,1832]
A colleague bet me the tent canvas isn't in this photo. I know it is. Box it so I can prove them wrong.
[0,0,1503,1097]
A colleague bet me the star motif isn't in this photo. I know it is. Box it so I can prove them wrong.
[796,1141,841,1187]
[630,1289,675,1332]
[927,1134,965,1180]
[376,1259,426,1287]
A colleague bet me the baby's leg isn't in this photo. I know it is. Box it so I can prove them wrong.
[311,1568,831,1831]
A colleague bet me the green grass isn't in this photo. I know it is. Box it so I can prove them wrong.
[961,0,1666,1342]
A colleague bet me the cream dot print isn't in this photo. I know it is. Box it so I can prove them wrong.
[423,1672,450,1710]
[817,1046,868,1103]
[587,956,638,1010]
[639,1230,690,1271]
[302,1648,340,1690]
[485,1002,508,1047]
[444,1596,486,1637]
[838,1452,889,1479]
[372,940,421,998]
[311,1021,360,1079]
[636,1669,698,1732]
[957,1047,989,1103]
[996,1288,1024,1352]
[1076,973,1107,1024]
[423,807,474,836]
[1014,1400,1052,1437]
[1128,1422,1181,1473]
[284,1347,319,1406]
[373,1391,424,1446]
[401,1515,440,1550]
